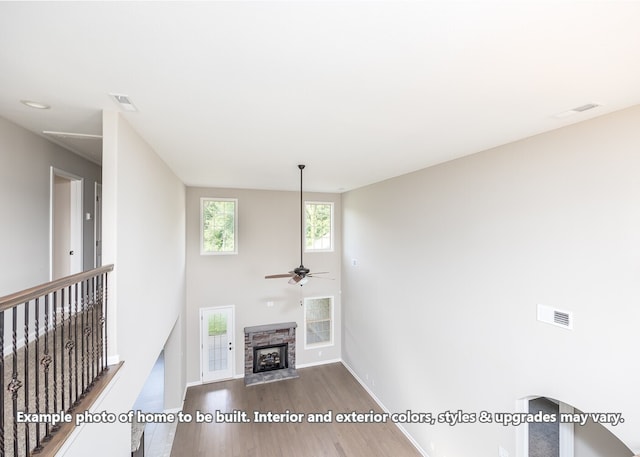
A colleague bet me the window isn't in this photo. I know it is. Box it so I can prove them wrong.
[305,201,333,251]
[201,198,237,255]
[304,296,333,348]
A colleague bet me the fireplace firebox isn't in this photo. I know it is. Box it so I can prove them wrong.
[253,343,288,373]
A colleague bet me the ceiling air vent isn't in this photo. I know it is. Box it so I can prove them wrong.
[572,103,599,112]
[537,304,573,330]
[109,93,138,112]
[553,103,600,118]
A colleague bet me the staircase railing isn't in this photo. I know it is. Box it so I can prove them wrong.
[0,264,114,457]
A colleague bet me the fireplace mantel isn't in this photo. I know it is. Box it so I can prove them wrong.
[244,322,298,386]
[244,322,297,334]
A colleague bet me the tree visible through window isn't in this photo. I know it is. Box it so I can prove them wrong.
[304,296,333,347]
[201,198,237,254]
[305,202,333,251]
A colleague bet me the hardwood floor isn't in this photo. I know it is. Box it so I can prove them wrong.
[171,363,422,457]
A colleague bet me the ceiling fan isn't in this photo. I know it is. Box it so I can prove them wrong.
[265,164,329,286]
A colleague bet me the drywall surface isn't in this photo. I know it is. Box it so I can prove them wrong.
[0,116,101,296]
[341,105,640,456]
[59,111,186,456]
[185,186,341,383]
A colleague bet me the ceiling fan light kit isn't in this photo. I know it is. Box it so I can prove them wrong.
[265,164,329,286]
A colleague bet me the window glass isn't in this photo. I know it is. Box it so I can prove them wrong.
[305,202,333,251]
[201,198,237,254]
[304,296,333,347]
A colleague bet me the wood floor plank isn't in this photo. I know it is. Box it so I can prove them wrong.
[170,363,421,457]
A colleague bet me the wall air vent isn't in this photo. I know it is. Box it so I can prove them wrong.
[537,304,573,330]
[553,310,570,327]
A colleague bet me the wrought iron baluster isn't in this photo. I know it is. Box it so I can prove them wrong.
[80,279,86,395]
[24,300,31,454]
[52,289,59,434]
[98,273,105,372]
[80,281,89,397]
[67,285,74,410]
[0,265,113,455]
[0,310,5,456]
[10,307,21,457]
[73,282,79,406]
[42,293,53,441]
[34,296,41,451]
[104,272,109,371]
[61,287,67,412]
[91,275,96,383]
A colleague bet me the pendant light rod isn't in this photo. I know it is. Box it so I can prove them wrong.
[298,164,305,267]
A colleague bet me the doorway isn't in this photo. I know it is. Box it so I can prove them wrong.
[200,306,235,382]
[517,396,574,457]
[50,167,83,280]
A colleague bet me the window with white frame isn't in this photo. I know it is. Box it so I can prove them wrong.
[304,296,333,348]
[201,198,237,255]
[305,201,333,251]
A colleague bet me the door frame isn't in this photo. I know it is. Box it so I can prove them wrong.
[516,396,574,457]
[199,305,235,383]
[94,182,102,268]
[49,167,84,280]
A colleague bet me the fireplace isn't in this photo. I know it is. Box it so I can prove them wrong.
[244,322,299,385]
[253,343,288,373]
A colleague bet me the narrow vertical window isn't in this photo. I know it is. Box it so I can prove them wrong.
[201,198,237,255]
[304,296,333,348]
[305,201,333,251]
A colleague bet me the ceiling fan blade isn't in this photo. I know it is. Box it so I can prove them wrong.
[308,272,329,275]
[307,274,335,280]
[265,273,294,279]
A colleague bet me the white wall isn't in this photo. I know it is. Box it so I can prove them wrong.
[186,187,341,383]
[59,111,186,456]
[0,116,101,296]
[341,106,640,456]
[575,411,632,457]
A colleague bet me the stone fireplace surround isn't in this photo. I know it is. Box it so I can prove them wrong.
[244,322,299,386]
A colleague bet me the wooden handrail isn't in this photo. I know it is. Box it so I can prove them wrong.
[0,264,114,312]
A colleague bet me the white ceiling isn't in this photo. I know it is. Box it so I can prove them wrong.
[1,1,640,192]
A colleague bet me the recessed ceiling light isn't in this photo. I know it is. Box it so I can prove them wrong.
[20,100,50,110]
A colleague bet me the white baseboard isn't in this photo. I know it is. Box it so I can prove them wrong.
[296,358,342,369]
[183,380,202,401]
[340,360,429,457]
